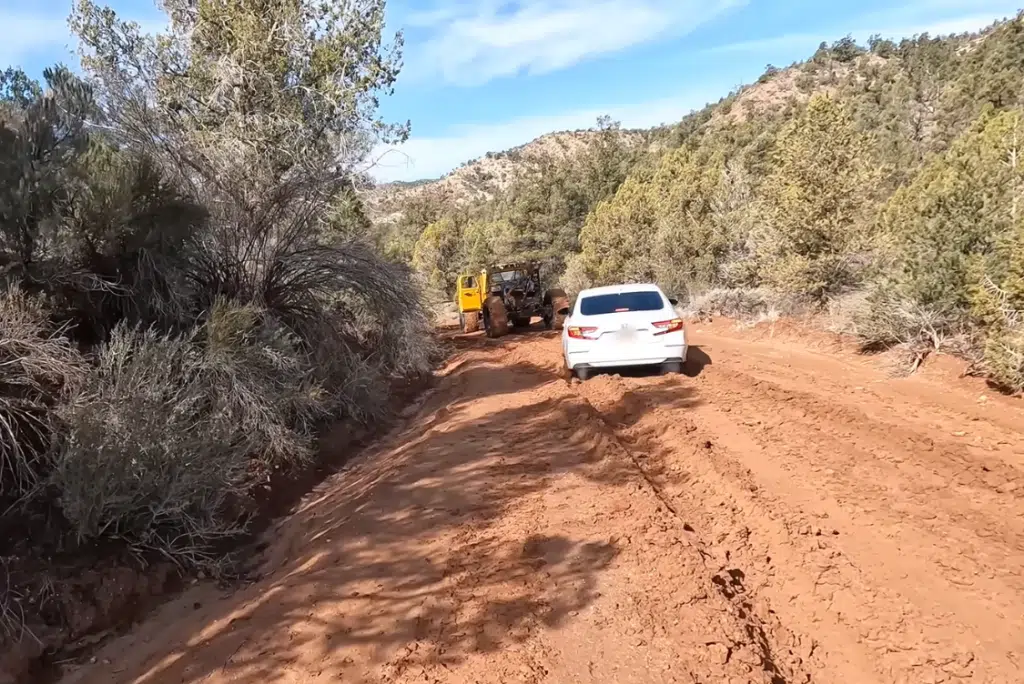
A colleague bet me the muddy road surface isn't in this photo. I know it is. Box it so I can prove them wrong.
[62,322,1024,684]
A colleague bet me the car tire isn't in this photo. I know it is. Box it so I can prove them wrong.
[484,296,509,338]
[545,288,570,331]
[462,311,481,333]
[660,360,683,375]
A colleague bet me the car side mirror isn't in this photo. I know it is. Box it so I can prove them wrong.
[557,306,571,316]
[669,298,679,306]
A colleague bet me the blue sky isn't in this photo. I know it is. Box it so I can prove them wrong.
[3,0,1022,182]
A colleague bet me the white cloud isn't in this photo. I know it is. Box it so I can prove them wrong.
[404,0,745,86]
[709,2,1018,55]
[707,33,819,55]
[373,1,1023,184]
[369,90,723,183]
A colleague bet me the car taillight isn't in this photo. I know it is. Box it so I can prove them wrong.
[567,326,598,340]
[652,318,684,335]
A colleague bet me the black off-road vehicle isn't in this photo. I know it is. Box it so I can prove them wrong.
[479,261,570,338]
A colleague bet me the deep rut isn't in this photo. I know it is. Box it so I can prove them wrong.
[567,380,807,684]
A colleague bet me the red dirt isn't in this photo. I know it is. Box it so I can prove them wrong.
[55,323,1024,684]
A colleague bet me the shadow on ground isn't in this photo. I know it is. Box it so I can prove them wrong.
[63,339,702,684]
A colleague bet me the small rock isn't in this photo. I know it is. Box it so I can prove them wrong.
[953,431,966,437]
[996,481,1019,494]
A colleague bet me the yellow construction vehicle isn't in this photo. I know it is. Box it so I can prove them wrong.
[455,261,569,337]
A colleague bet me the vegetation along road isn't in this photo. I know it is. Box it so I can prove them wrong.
[61,321,1024,684]
[6,3,1024,681]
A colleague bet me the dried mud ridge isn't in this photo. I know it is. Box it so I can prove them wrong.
[56,322,1024,684]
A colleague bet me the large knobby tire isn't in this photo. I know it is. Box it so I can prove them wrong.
[462,310,481,333]
[484,296,509,338]
[545,288,570,331]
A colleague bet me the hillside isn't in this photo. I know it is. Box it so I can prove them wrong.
[390,14,1024,391]
[364,126,650,223]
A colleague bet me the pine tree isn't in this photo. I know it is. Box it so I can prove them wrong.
[756,94,877,300]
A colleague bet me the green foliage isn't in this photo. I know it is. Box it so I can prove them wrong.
[52,301,331,567]
[968,251,1024,391]
[71,0,407,191]
[881,108,1023,310]
[381,11,1024,393]
[487,118,637,266]
[323,181,373,244]
[754,95,877,300]
[830,35,864,63]
[857,106,1024,381]
[394,117,639,289]
[413,215,464,296]
[0,0,436,582]
[577,174,658,286]
[383,14,1024,395]
[377,187,453,263]
[577,144,739,296]
[940,15,1024,138]
[561,15,1024,328]
[0,67,205,341]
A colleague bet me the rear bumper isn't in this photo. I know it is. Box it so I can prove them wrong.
[573,355,686,371]
[566,343,687,371]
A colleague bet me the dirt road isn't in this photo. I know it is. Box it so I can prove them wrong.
[61,322,1024,684]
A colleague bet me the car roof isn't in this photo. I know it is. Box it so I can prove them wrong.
[577,283,664,297]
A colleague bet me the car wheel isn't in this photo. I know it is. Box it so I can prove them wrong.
[660,360,683,375]
[574,366,592,382]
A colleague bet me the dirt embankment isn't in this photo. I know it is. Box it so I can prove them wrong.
[51,320,1024,684]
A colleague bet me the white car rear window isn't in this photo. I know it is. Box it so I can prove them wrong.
[579,291,664,315]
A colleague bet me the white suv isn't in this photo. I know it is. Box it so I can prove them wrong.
[560,283,687,381]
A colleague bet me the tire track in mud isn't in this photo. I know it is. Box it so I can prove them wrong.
[52,329,1024,684]
[547,335,1023,684]
[699,365,1024,583]
[475,336,817,683]
[500,342,819,683]
[559,376,814,684]
[374,337,810,684]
